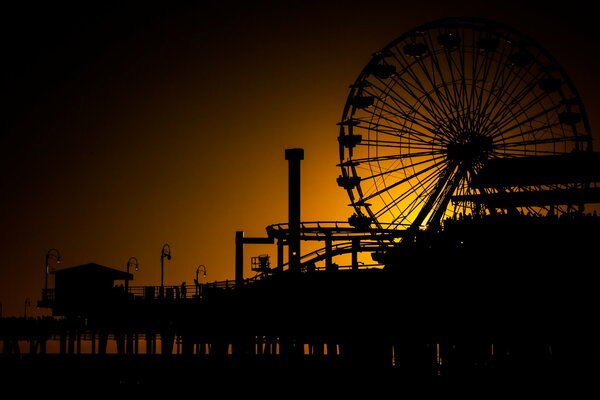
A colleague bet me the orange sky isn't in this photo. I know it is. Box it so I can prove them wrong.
[1,1,599,317]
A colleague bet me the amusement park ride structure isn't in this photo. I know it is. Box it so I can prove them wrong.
[2,17,600,384]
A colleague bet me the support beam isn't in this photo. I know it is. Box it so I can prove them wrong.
[325,232,333,270]
[277,240,284,273]
[352,238,360,271]
[235,231,244,287]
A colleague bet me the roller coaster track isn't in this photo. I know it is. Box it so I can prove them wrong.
[243,221,408,281]
[265,220,408,241]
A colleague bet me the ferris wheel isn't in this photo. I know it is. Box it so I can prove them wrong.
[337,17,592,233]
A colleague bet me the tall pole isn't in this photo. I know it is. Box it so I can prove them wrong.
[235,231,244,286]
[160,244,171,298]
[285,148,303,272]
[126,257,138,293]
[24,298,30,318]
[44,248,61,301]
[196,265,207,297]
[44,256,49,299]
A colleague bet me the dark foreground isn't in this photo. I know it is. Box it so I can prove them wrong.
[1,354,598,396]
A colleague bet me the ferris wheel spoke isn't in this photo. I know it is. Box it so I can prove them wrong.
[471,48,502,134]
[402,48,458,121]
[492,100,561,141]
[374,162,447,223]
[434,30,471,116]
[493,122,565,145]
[362,123,448,146]
[477,48,526,128]
[457,28,471,115]
[412,57,456,120]
[352,148,446,163]
[495,136,581,153]
[485,73,549,134]
[354,82,444,141]
[368,77,449,129]
[491,103,564,141]
[364,136,446,151]
[427,63,463,121]
[472,61,510,135]
[490,94,553,136]
[359,100,445,143]
[392,49,457,124]
[467,31,489,128]
[360,155,448,203]
[388,182,438,226]
[379,75,452,132]
[357,153,446,190]
[420,32,465,115]
[482,72,545,135]
[445,53,467,116]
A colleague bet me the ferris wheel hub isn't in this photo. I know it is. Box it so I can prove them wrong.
[446,133,493,164]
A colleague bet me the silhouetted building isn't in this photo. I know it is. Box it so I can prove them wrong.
[52,262,132,317]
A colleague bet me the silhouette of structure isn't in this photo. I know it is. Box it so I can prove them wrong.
[2,16,600,387]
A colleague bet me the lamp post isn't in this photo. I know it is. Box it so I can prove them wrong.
[24,297,30,318]
[160,243,171,298]
[195,264,207,297]
[125,257,139,293]
[44,248,61,301]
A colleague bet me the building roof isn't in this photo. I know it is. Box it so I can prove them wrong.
[52,262,133,280]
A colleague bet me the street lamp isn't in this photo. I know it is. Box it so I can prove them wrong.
[195,265,207,297]
[160,243,172,298]
[125,257,139,293]
[44,248,61,300]
[24,297,31,318]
